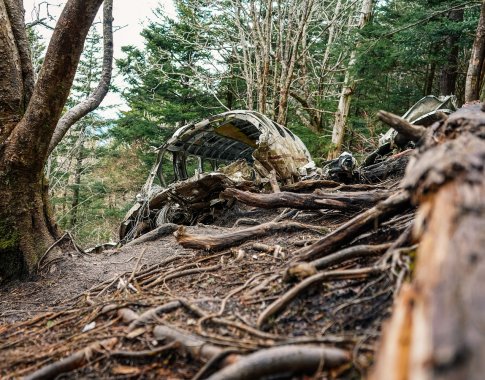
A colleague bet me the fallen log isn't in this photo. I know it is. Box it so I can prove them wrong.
[294,191,411,262]
[221,188,389,211]
[281,179,382,192]
[206,345,350,380]
[175,221,327,251]
[373,105,485,379]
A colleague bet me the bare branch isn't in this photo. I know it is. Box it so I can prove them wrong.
[47,0,113,155]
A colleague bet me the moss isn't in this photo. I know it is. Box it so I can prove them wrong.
[0,220,24,282]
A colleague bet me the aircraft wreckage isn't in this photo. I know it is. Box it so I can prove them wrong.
[119,96,457,244]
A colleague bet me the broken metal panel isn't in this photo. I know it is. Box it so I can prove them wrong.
[378,95,457,146]
[159,110,314,183]
[119,110,315,242]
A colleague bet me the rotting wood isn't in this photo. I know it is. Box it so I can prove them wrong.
[222,188,389,211]
[175,221,327,251]
[373,105,485,379]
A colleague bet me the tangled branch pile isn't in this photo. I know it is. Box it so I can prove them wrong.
[1,104,484,379]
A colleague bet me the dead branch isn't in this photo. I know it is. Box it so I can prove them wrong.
[288,243,392,279]
[295,191,411,262]
[257,267,380,328]
[128,301,182,331]
[47,0,114,155]
[123,223,178,247]
[175,221,326,251]
[24,338,117,380]
[206,345,350,380]
[377,110,426,141]
[222,188,389,211]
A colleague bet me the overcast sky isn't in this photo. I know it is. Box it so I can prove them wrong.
[23,0,176,116]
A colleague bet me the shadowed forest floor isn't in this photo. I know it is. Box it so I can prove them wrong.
[0,197,404,378]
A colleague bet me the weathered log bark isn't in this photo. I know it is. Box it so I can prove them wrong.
[0,0,104,280]
[373,105,485,379]
[221,188,389,211]
[175,221,326,251]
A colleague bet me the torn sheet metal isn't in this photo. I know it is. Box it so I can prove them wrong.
[378,95,457,147]
[119,110,315,243]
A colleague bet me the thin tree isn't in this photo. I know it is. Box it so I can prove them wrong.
[465,0,485,102]
[328,0,373,159]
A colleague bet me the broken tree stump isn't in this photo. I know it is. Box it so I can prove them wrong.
[373,105,485,380]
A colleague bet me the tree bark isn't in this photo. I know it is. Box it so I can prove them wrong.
[328,0,373,159]
[439,9,464,96]
[48,0,113,156]
[373,105,485,380]
[465,1,485,102]
[0,0,104,281]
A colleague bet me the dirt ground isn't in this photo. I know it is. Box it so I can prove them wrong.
[0,202,407,379]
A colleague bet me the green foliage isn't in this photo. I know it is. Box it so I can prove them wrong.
[344,0,480,153]
[113,0,223,151]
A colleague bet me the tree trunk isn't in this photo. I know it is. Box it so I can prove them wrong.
[0,0,104,281]
[328,0,373,159]
[439,9,464,96]
[465,1,485,102]
[70,128,85,228]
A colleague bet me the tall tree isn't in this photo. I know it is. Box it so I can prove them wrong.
[328,0,373,159]
[0,0,107,281]
[465,0,485,102]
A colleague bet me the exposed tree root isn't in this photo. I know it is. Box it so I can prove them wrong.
[206,345,350,380]
[294,191,411,262]
[24,338,117,380]
[175,221,327,251]
[257,267,380,328]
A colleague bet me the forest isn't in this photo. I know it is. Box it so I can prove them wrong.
[0,0,484,379]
